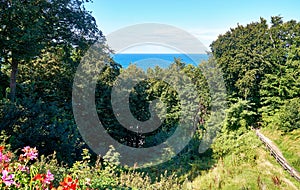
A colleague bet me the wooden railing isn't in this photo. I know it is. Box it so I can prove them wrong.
[255,129,300,182]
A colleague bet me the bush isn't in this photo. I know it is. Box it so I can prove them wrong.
[223,99,257,132]
[273,98,300,132]
[0,98,83,165]
[212,131,261,164]
[0,133,183,189]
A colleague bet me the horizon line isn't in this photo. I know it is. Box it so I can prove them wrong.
[111,52,209,55]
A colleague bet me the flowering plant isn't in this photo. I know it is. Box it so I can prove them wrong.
[0,145,56,189]
[0,142,97,190]
[57,175,78,190]
[0,140,177,189]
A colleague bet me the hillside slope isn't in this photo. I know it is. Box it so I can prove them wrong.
[186,131,300,189]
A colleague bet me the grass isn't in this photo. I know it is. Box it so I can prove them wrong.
[261,128,300,172]
[186,130,300,190]
[2,127,299,189]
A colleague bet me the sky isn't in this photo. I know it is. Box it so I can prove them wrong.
[85,0,300,53]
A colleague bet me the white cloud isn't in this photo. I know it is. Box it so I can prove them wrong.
[188,28,229,49]
[120,44,181,54]
[106,23,209,54]
[106,24,228,54]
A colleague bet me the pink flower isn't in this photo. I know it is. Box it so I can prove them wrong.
[1,170,15,186]
[44,170,54,184]
[21,146,38,160]
[17,164,29,173]
[0,152,11,163]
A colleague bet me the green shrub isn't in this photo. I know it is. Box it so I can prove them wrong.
[212,131,261,164]
[0,98,83,165]
[0,133,184,189]
[273,98,300,132]
[223,99,257,132]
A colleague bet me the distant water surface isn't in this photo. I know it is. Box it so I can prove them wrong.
[111,54,208,69]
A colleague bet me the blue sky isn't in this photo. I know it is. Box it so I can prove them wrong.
[85,0,300,52]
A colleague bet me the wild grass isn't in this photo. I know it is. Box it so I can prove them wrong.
[261,128,300,172]
[187,131,300,190]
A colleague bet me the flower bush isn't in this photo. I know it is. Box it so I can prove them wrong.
[0,144,54,189]
[57,176,78,190]
[0,142,91,190]
[0,133,182,190]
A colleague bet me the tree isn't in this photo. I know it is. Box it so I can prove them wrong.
[0,46,80,163]
[259,19,300,124]
[0,70,9,99]
[260,34,300,127]
[211,16,300,126]
[210,18,270,114]
[0,0,101,101]
[273,98,300,132]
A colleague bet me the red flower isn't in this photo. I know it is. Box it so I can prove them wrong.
[33,173,44,182]
[59,176,78,190]
[0,146,5,153]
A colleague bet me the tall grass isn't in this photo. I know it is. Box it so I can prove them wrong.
[187,131,300,190]
[261,128,300,172]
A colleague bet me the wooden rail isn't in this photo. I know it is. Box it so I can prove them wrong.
[255,129,300,182]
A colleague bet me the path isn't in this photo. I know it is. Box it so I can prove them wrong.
[255,129,300,182]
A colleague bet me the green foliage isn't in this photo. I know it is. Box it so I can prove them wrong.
[271,98,300,132]
[212,131,261,162]
[260,36,300,128]
[0,0,102,100]
[223,99,257,132]
[0,70,9,99]
[211,18,269,104]
[96,61,211,153]
[211,16,300,126]
[0,47,88,164]
[190,130,300,190]
[1,11,300,189]
[0,135,185,189]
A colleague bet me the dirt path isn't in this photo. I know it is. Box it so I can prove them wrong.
[255,129,300,182]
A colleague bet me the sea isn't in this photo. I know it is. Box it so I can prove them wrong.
[111,54,208,69]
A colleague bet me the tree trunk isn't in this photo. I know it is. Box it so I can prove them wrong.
[9,59,18,102]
